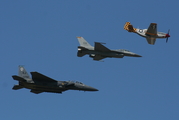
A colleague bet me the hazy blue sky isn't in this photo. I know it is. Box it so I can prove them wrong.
[0,0,179,120]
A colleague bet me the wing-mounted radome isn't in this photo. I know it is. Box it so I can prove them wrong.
[124,22,137,33]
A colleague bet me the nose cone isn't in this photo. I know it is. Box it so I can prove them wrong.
[134,54,142,57]
[84,86,99,91]
[166,34,170,37]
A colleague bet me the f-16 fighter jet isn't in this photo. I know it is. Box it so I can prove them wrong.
[124,22,170,45]
[12,66,98,94]
[77,37,141,61]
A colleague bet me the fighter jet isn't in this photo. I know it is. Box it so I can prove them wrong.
[124,22,170,45]
[12,66,98,94]
[77,37,141,61]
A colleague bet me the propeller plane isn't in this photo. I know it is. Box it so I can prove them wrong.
[124,22,170,45]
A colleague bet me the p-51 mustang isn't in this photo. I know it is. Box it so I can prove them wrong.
[124,22,170,45]
[77,37,141,61]
[12,66,98,94]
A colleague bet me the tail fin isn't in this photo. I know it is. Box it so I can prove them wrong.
[18,66,31,79]
[77,37,94,49]
[124,22,137,33]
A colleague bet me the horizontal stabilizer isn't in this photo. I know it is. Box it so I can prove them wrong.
[124,22,136,32]
[12,85,24,90]
[77,46,88,57]
[94,42,111,52]
[12,75,26,82]
[77,51,86,57]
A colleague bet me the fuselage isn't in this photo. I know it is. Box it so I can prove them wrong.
[18,79,98,93]
[135,28,169,39]
[19,81,67,93]
[78,47,141,58]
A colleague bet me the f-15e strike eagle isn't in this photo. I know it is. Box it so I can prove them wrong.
[12,66,98,94]
[77,37,141,61]
[124,22,170,45]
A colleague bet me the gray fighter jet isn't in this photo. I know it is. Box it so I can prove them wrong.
[12,66,98,94]
[77,37,142,61]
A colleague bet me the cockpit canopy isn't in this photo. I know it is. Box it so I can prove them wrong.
[157,32,166,35]
[68,80,84,85]
[115,49,130,52]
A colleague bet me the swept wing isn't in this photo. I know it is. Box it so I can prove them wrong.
[30,72,57,82]
[94,42,111,52]
[93,42,110,60]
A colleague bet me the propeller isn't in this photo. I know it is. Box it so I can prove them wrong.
[166,29,170,43]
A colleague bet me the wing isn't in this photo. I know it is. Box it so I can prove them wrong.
[145,23,157,36]
[93,54,107,61]
[94,42,111,52]
[146,38,156,45]
[30,72,57,82]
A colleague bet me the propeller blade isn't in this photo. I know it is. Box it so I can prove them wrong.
[168,29,170,34]
[166,37,168,43]
[166,29,170,43]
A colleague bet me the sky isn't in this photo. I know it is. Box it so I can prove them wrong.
[0,0,179,120]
